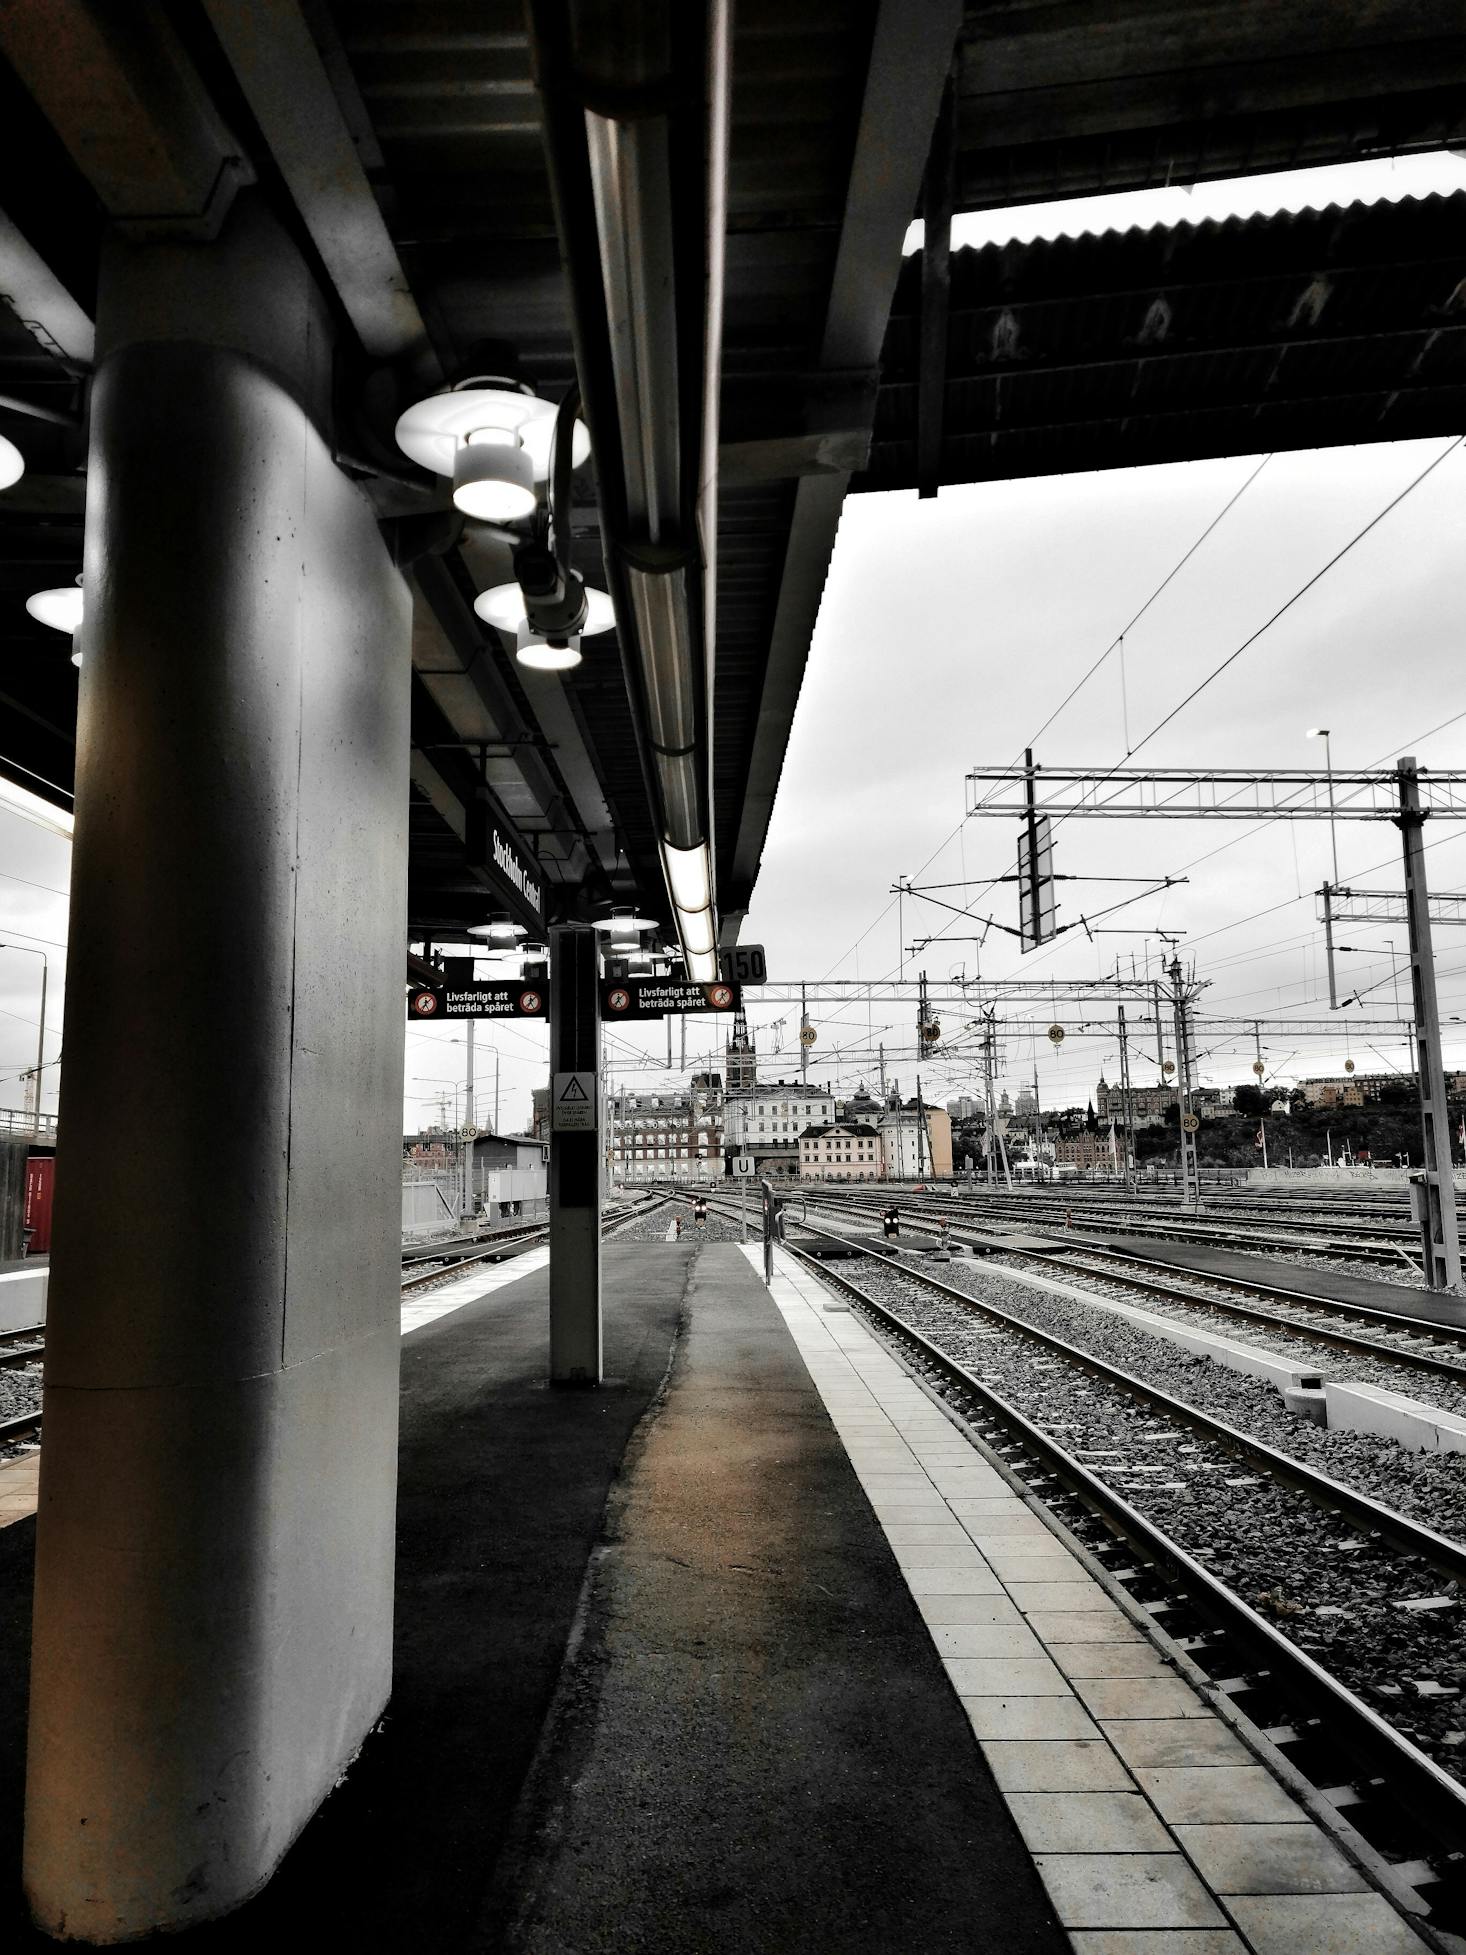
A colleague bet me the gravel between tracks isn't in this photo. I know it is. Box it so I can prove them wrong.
[836,1250,1466,1778]
[1001,1251,1466,1415]
[0,1361,42,1461]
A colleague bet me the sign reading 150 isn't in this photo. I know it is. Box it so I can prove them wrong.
[718,944,767,985]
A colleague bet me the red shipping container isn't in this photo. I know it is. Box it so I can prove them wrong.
[24,1155,54,1255]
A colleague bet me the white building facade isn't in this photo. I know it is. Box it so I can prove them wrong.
[799,1123,880,1180]
[725,1081,836,1174]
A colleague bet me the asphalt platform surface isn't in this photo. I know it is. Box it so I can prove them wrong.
[0,1241,1066,1952]
[494,1243,1066,1955]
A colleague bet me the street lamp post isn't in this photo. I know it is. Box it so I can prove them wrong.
[0,943,48,1129]
[1307,727,1341,889]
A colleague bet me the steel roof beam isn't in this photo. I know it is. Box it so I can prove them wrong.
[726,0,963,918]
[0,2,252,239]
[200,0,437,373]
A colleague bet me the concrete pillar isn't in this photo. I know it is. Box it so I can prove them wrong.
[548,923,602,1384]
[24,194,412,1941]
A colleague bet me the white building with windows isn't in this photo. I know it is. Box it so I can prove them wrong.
[724,1081,835,1175]
[799,1123,880,1181]
[610,1075,724,1183]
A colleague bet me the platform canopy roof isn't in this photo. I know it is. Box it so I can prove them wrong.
[0,1,1463,948]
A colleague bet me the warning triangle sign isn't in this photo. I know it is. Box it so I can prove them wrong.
[558,1075,589,1102]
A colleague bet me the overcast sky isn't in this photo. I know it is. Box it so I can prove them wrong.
[4,155,1463,1139]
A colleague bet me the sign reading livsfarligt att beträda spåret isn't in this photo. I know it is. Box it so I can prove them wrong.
[408,983,548,1021]
[599,979,741,1021]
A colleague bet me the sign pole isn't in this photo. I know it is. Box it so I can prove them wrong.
[549,923,602,1384]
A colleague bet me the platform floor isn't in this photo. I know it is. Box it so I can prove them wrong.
[0,1239,1436,1951]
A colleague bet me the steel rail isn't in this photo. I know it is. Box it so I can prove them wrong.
[784,1238,1466,1875]
[1008,1248,1466,1379]
[817,1184,1413,1263]
[1033,1246,1466,1366]
[795,1223,1466,1585]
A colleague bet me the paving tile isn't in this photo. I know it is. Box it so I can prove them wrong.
[946,1498,1033,1517]
[1054,1644,1173,1680]
[890,1542,993,1568]
[961,1695,1105,1742]
[915,1593,1024,1626]
[1008,1580,1117,1611]
[1175,1822,1367,1895]
[1137,1767,1309,1827]
[983,1548,1080,1574]
[1028,1611,1141,1644]
[1068,1934,1246,1954]
[1226,1892,1429,1954]
[1103,1721,1252,1772]
[1075,1678,1209,1721]
[865,1500,955,1523]
[930,1623,1049,1660]
[944,1655,1071,1696]
[962,1515,1059,1540]
[855,1474,937,1492]
[901,1565,1006,1596]
[882,1523,973,1546]
[1007,1791,1174,1854]
[981,1738,1135,1793]
[1035,1853,1226,1930]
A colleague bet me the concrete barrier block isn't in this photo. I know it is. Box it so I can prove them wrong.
[0,1266,47,1332]
[1324,1380,1466,1454]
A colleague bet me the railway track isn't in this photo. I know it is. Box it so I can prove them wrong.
[784,1186,1466,1392]
[1001,1244,1466,1384]
[784,1232,1466,1937]
[816,1184,1420,1267]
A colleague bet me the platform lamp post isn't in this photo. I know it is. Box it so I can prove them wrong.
[1307,728,1341,890]
[0,942,47,1130]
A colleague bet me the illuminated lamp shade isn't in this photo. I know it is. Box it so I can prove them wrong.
[452,431,535,521]
[394,383,589,488]
[684,950,718,983]
[468,915,526,946]
[516,623,581,672]
[593,909,655,939]
[475,581,616,636]
[0,433,22,491]
[71,649,82,668]
[661,841,711,915]
[675,905,716,957]
[26,583,83,635]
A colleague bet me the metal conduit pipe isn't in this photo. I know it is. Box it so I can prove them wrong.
[533,0,728,979]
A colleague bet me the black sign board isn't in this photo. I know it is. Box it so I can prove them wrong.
[408,982,548,1021]
[463,785,545,934]
[600,979,741,1021]
[719,943,767,985]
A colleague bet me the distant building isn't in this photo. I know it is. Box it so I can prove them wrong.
[1095,1075,1233,1129]
[1296,1072,1452,1108]
[469,1132,548,1219]
[946,1096,980,1122]
[1013,1083,1037,1119]
[726,1082,835,1175]
[609,1086,724,1184]
[799,1123,880,1181]
[1055,1131,1114,1170]
[879,1102,953,1179]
